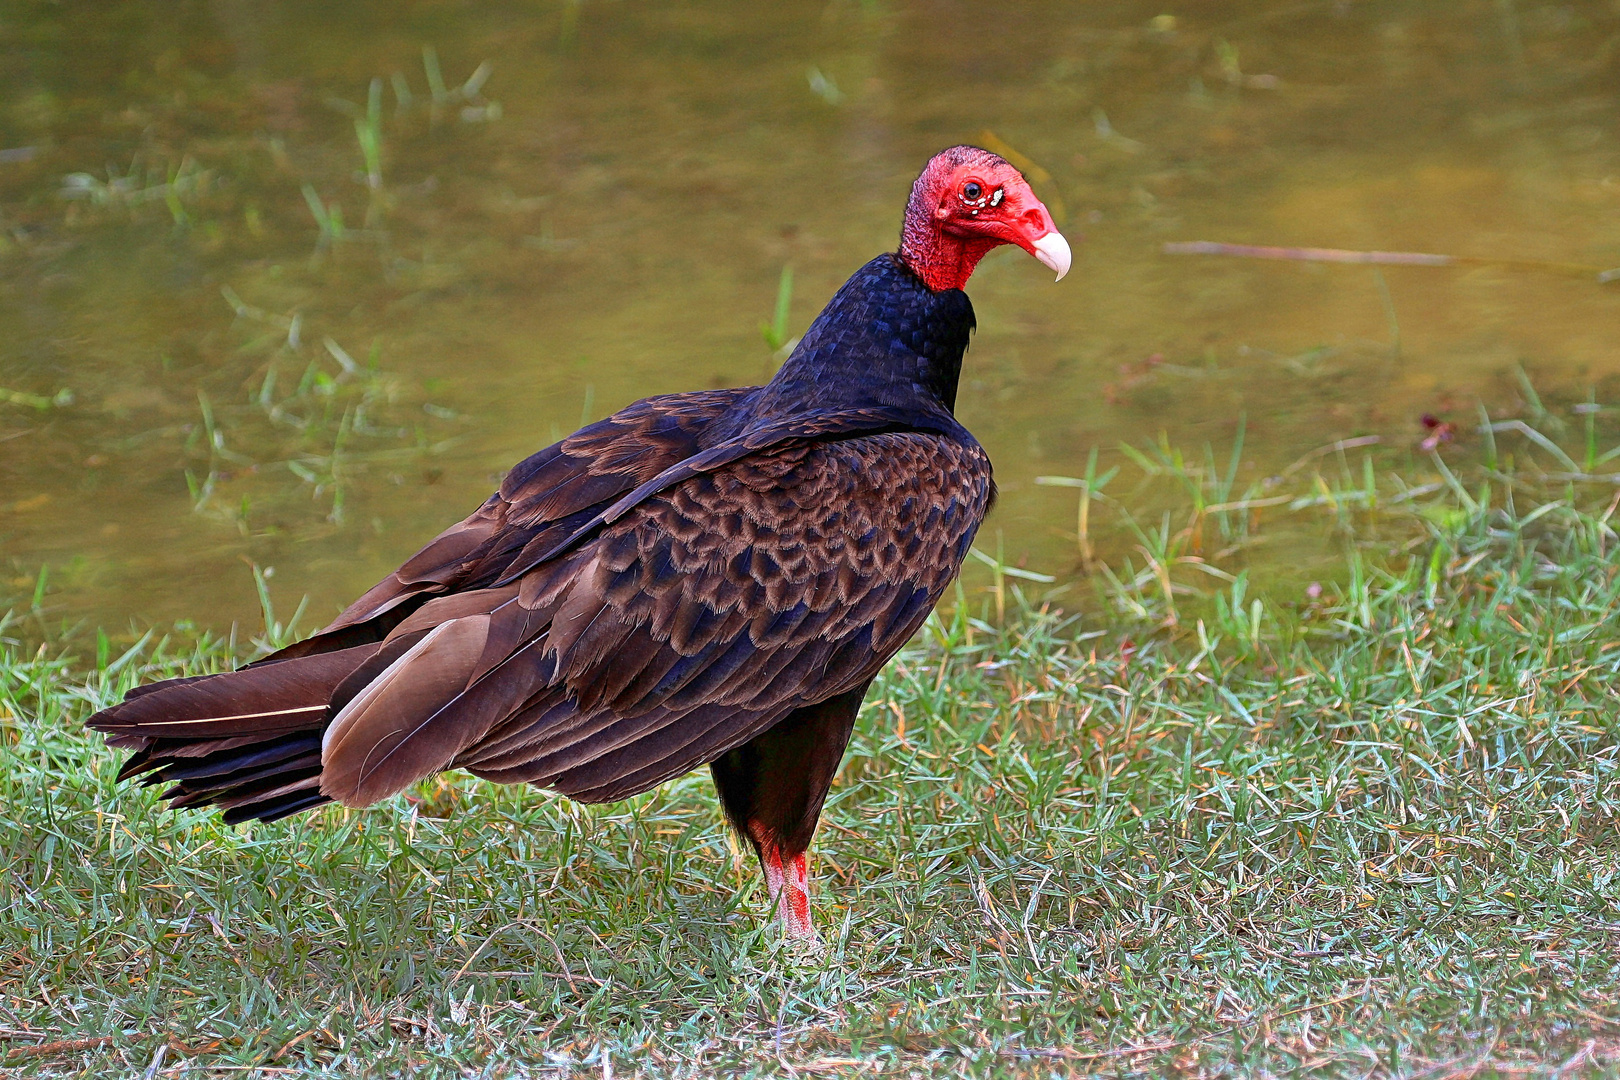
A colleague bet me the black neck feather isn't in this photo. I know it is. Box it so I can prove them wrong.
[748,254,976,423]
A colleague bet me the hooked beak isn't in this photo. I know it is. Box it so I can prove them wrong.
[996,186,1072,282]
[1031,231,1072,282]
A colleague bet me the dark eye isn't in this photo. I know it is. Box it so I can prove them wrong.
[962,181,983,201]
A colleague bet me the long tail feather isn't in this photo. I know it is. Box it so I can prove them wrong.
[90,581,555,824]
[88,644,380,739]
[87,644,381,824]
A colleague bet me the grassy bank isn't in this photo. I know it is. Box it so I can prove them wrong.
[6,422,1620,1077]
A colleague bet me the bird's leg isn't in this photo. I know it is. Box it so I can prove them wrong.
[709,682,870,943]
[756,836,815,941]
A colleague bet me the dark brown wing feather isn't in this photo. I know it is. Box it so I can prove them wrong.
[89,392,991,820]
[269,388,748,660]
[87,390,743,818]
[312,429,988,807]
[447,430,992,801]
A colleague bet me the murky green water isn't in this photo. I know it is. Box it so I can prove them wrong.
[1,0,1617,634]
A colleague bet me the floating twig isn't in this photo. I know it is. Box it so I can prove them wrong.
[1164,241,1615,281]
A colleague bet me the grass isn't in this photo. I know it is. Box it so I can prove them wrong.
[5,8,1618,1072]
[6,416,1620,1077]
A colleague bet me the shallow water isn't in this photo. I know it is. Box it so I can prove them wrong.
[1,0,1616,634]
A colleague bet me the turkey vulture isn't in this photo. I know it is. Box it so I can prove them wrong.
[87,145,1071,940]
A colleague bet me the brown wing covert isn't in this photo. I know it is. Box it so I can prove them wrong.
[445,430,991,802]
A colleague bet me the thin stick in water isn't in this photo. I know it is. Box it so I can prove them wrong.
[1163,241,1614,281]
[1165,241,1453,267]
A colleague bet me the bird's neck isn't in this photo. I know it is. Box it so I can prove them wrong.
[898,217,1001,293]
[751,255,975,422]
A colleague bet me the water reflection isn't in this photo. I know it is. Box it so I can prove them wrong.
[0,0,1615,632]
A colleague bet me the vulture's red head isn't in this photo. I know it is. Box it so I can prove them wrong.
[898,145,1072,293]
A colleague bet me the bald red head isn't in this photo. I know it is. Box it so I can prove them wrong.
[897,146,1071,292]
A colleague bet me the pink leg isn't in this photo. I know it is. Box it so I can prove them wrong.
[761,847,815,941]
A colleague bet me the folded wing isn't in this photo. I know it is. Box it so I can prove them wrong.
[317,430,990,807]
[89,392,991,821]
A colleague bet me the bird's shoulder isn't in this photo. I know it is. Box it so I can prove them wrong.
[616,427,991,569]
[496,386,754,523]
[579,428,994,651]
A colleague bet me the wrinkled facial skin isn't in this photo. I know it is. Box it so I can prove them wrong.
[899,147,1071,293]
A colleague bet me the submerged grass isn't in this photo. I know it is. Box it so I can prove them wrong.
[6,420,1620,1077]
